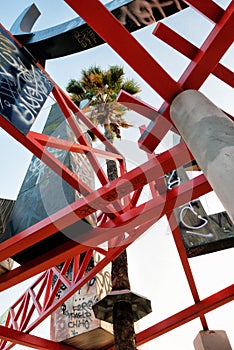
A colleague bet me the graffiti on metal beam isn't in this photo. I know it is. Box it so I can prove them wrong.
[119,0,185,27]
[10,0,187,61]
[0,26,53,134]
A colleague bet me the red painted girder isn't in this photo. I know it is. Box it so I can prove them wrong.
[59,86,129,210]
[153,23,234,88]
[135,283,234,346]
[53,85,110,187]
[0,114,92,196]
[0,241,88,291]
[184,0,224,23]
[139,124,167,197]
[179,1,234,90]
[5,219,159,337]
[61,89,123,156]
[107,174,211,231]
[117,92,179,138]
[139,1,234,152]
[28,131,124,161]
[117,91,160,121]
[0,141,192,263]
[167,211,208,330]
[0,325,75,350]
[23,246,132,333]
[64,0,182,103]
[0,173,211,292]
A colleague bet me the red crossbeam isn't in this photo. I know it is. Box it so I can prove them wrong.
[0,325,74,350]
[153,22,234,88]
[28,131,124,161]
[64,0,182,103]
[0,141,192,263]
[139,0,234,151]
[0,172,211,292]
[168,211,208,330]
[136,283,234,346]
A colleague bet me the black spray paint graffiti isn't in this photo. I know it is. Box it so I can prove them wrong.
[62,295,98,333]
[0,26,53,134]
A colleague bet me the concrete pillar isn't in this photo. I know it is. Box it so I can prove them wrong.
[194,330,232,350]
[170,90,234,223]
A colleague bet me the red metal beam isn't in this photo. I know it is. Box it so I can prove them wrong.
[184,0,224,23]
[0,141,192,263]
[52,86,110,187]
[0,113,92,196]
[167,211,208,330]
[60,87,123,156]
[0,325,75,350]
[2,219,157,340]
[136,283,234,346]
[28,131,124,161]
[117,91,160,121]
[139,1,234,152]
[64,0,182,103]
[0,173,211,292]
[153,22,234,89]
[179,1,234,89]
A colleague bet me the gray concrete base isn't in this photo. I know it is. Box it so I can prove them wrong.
[194,330,232,350]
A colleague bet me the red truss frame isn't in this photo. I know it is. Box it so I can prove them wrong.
[0,0,233,349]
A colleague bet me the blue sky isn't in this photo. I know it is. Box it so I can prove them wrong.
[0,1,234,349]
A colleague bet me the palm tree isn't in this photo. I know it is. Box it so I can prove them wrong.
[66,65,140,350]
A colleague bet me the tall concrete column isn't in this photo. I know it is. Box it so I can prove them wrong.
[194,330,232,350]
[170,90,234,223]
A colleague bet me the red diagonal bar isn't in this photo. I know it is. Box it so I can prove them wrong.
[0,174,211,292]
[61,88,123,156]
[28,131,124,161]
[64,0,182,102]
[53,85,110,187]
[167,211,208,330]
[139,1,234,152]
[4,220,155,336]
[0,113,92,196]
[153,22,198,59]
[117,91,159,120]
[12,220,160,335]
[180,1,234,89]
[0,325,75,350]
[136,283,234,346]
[0,241,88,291]
[184,0,224,23]
[153,23,234,88]
[212,63,234,88]
[0,141,191,263]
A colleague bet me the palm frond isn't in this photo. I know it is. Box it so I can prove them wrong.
[66,65,141,141]
[121,79,141,95]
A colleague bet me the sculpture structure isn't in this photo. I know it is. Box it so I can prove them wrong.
[0,0,233,349]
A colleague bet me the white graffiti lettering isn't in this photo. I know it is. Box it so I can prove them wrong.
[0,29,53,132]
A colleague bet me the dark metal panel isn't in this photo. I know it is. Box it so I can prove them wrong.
[10,0,187,61]
[165,167,234,257]
[0,26,53,134]
[4,103,95,264]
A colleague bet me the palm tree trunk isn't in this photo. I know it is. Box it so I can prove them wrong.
[104,125,137,350]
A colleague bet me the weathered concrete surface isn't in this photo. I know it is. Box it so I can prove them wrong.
[194,330,232,350]
[170,90,234,223]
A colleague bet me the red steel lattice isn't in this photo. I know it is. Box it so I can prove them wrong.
[0,0,233,349]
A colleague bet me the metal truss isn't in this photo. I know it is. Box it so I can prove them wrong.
[0,0,233,349]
